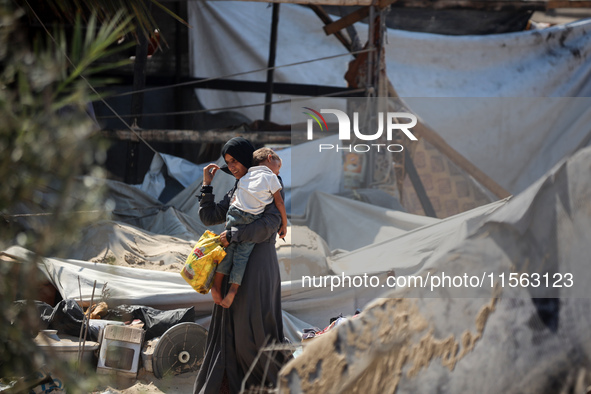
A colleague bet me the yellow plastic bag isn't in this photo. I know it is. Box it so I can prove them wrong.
[180,230,226,294]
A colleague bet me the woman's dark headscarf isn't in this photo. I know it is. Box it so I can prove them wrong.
[220,137,255,175]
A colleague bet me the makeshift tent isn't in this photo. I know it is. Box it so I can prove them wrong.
[279,143,591,393]
[291,191,439,252]
[5,114,591,393]
[189,1,591,195]
[2,133,513,341]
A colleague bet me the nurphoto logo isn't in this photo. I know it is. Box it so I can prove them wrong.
[303,106,418,153]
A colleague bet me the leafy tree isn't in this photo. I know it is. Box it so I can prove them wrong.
[0,2,135,391]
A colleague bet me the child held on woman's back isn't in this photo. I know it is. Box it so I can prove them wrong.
[211,147,287,308]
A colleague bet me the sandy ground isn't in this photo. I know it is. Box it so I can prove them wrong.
[62,222,207,393]
[93,369,198,394]
[64,226,314,393]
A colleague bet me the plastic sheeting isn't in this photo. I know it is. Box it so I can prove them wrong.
[327,197,507,276]
[3,143,509,341]
[188,0,349,122]
[5,244,381,342]
[111,135,343,220]
[133,153,207,202]
[188,1,591,195]
[11,140,591,363]
[279,142,591,394]
[5,179,507,341]
[291,191,438,251]
[282,134,343,215]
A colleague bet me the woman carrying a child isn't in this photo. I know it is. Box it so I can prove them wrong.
[193,137,289,394]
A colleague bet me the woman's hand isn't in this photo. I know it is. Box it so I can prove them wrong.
[203,163,220,186]
[219,230,230,247]
[278,224,287,239]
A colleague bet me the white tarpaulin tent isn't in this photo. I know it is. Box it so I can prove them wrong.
[5,126,591,393]
[291,191,439,252]
[188,1,591,194]
[118,135,343,218]
[8,140,591,385]
[0,140,431,338]
[279,141,591,394]
[1,140,511,339]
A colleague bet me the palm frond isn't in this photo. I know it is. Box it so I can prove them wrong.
[21,0,187,42]
[56,11,135,96]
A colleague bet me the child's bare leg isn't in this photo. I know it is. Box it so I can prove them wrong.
[211,272,225,305]
[221,283,240,308]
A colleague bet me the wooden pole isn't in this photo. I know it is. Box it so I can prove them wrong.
[404,149,437,217]
[323,6,370,36]
[410,119,511,199]
[101,129,296,144]
[308,5,354,52]
[364,5,377,188]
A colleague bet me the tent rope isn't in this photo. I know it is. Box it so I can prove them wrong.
[109,48,375,98]
[96,87,367,119]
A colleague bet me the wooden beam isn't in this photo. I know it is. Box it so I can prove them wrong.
[100,128,341,145]
[308,5,353,52]
[386,0,550,10]
[404,148,438,218]
[101,129,291,144]
[324,6,370,36]
[322,0,402,37]
[403,112,512,199]
[241,0,591,10]
[387,0,591,9]
[386,85,510,199]
[546,0,591,7]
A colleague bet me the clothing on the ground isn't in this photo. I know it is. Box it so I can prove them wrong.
[194,179,290,394]
[232,166,282,215]
[216,205,262,285]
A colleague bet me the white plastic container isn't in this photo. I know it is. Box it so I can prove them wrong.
[34,330,99,364]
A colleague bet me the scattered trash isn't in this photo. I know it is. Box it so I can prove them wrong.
[105,305,196,341]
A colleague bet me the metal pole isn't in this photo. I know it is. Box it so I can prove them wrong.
[175,1,183,130]
[126,17,151,184]
[264,3,281,122]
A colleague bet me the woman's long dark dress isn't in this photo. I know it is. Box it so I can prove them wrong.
[194,182,287,394]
